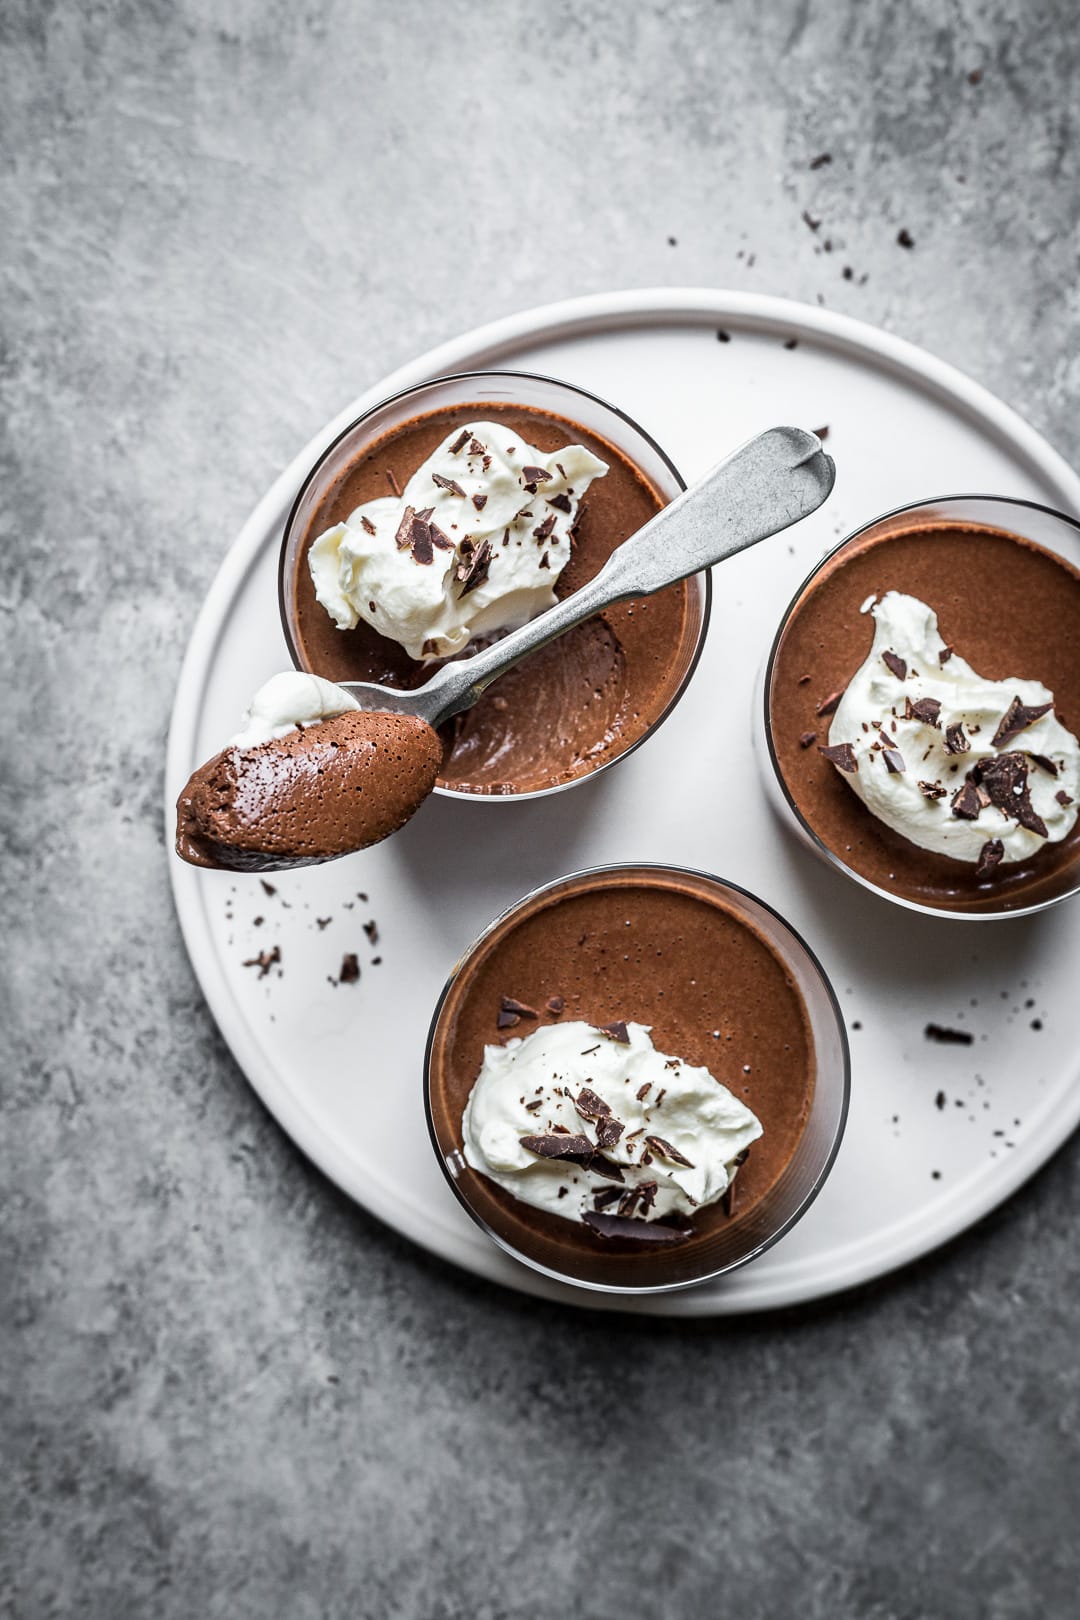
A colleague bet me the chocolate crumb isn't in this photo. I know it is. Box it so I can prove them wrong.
[799,730,817,748]
[717,328,731,342]
[974,839,1005,879]
[546,995,565,1015]
[523,1099,543,1113]
[968,67,983,84]
[260,880,277,896]
[338,953,360,984]
[815,687,845,716]
[802,210,821,232]
[471,493,488,511]
[813,425,830,442]
[315,917,331,930]
[1056,789,1074,807]
[924,1024,974,1045]
[363,920,379,945]
[882,649,907,680]
[243,946,281,979]
[819,742,858,773]
[538,552,550,570]
[809,151,832,169]
[385,468,401,497]
[935,1090,947,1110]
[783,337,799,350]
[360,514,376,536]
[939,646,954,666]
[897,228,915,249]
[918,780,947,800]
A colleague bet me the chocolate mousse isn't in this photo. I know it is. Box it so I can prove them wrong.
[768,515,1080,912]
[283,403,699,795]
[426,868,832,1290]
[176,709,442,872]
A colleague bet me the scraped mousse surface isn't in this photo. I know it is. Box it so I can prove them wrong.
[175,709,443,873]
[285,403,696,795]
[769,519,1080,911]
[427,869,817,1289]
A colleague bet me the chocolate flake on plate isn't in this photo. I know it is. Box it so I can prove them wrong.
[977,753,1048,836]
[883,746,906,774]
[924,1023,974,1045]
[243,945,281,979]
[819,742,858,773]
[432,472,466,497]
[599,1020,631,1043]
[456,537,493,595]
[882,649,907,680]
[904,696,942,727]
[520,1133,594,1160]
[581,1212,690,1244]
[975,838,1005,879]
[644,1135,695,1168]
[338,952,360,984]
[815,687,845,716]
[944,722,970,755]
[991,697,1054,749]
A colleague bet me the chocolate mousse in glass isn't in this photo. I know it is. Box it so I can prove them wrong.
[763,497,1080,917]
[425,865,849,1294]
[278,372,709,799]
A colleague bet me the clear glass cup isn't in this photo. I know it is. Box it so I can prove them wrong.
[425,864,850,1295]
[278,370,711,800]
[759,495,1080,919]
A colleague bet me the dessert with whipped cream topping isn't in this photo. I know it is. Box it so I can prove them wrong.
[426,867,831,1290]
[768,513,1080,912]
[175,672,442,871]
[283,399,699,795]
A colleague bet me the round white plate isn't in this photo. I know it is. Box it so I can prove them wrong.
[167,289,1080,1316]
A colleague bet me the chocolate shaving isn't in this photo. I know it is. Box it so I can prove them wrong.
[338,953,360,984]
[595,1116,625,1151]
[950,778,983,820]
[546,995,565,1015]
[644,1135,695,1169]
[636,1083,652,1101]
[599,1020,630,1044]
[918,780,947,800]
[499,996,538,1023]
[813,425,830,442]
[882,649,907,680]
[991,697,1053,749]
[581,1212,690,1244]
[592,1186,622,1210]
[448,429,470,454]
[939,646,954,666]
[975,839,1004,879]
[809,151,832,169]
[815,688,845,716]
[799,730,817,749]
[904,696,942,728]
[637,1180,658,1214]
[394,505,450,565]
[722,1181,738,1218]
[944,722,970,755]
[471,493,488,511]
[520,465,551,492]
[532,513,557,541]
[360,514,376,536]
[385,468,401,497]
[456,537,493,595]
[574,1087,612,1120]
[520,1133,594,1161]
[897,227,915,249]
[432,472,465,497]
[589,1155,625,1183]
[523,1099,543,1113]
[260,880,277,896]
[547,492,572,513]
[1030,754,1059,777]
[1056,789,1074,807]
[924,1024,974,1045]
[617,1188,642,1218]
[977,752,1048,836]
[538,551,550,570]
[882,746,906,774]
[468,437,485,455]
[819,742,858,774]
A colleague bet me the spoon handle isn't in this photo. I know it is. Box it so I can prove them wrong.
[406,427,834,728]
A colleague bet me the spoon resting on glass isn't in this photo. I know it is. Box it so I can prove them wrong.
[175,427,835,871]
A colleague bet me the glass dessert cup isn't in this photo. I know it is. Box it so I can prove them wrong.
[425,864,850,1295]
[278,371,710,802]
[760,495,1080,920]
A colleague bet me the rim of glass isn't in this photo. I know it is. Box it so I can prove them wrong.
[762,492,1080,922]
[276,369,712,803]
[422,861,852,1296]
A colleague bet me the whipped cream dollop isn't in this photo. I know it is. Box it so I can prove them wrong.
[826,592,1080,865]
[462,1020,763,1226]
[308,421,608,662]
[229,672,359,747]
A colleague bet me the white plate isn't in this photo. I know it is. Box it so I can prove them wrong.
[166,289,1080,1316]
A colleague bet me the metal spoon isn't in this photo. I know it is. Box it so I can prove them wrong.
[337,425,834,726]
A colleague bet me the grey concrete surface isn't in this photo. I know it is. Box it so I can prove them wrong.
[3,1,1080,1615]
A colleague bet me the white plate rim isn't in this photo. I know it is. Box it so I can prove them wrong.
[166,287,1080,1316]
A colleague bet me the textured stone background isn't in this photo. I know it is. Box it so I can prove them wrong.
[3,1,1079,1615]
